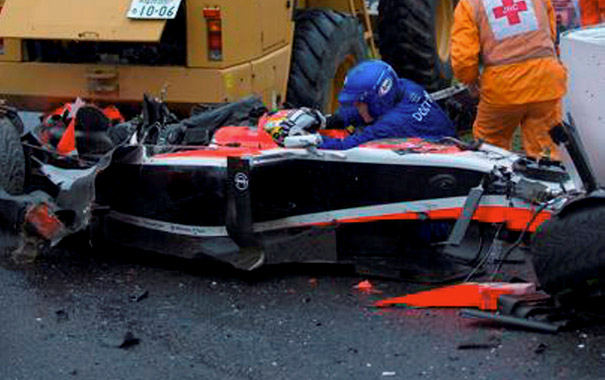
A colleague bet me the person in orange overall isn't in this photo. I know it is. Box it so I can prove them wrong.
[451,0,568,159]
[577,0,605,26]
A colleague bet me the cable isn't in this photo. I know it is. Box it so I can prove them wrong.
[464,223,505,282]
[490,200,552,279]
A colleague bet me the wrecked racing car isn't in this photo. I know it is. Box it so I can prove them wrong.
[0,96,574,285]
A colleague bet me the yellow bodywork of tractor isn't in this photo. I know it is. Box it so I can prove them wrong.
[0,0,376,115]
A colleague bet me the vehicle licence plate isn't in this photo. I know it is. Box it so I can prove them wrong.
[127,0,182,19]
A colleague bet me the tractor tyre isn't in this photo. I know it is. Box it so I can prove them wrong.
[287,9,368,113]
[0,117,25,195]
[378,0,455,91]
[531,204,605,303]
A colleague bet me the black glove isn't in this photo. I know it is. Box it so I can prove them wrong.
[157,123,187,145]
[325,113,346,130]
[108,122,137,146]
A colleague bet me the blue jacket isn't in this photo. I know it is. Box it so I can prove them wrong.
[319,79,455,150]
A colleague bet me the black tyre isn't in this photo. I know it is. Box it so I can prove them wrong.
[531,204,605,301]
[88,215,112,256]
[287,9,368,113]
[378,0,455,91]
[5,111,24,135]
[0,117,25,195]
[0,104,24,135]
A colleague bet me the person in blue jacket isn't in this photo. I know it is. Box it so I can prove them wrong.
[316,60,455,150]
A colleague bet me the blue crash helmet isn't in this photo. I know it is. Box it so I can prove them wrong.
[338,60,401,119]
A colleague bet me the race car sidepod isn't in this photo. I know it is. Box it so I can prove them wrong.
[92,132,572,274]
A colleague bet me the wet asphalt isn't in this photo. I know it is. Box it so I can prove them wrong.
[1,236,604,380]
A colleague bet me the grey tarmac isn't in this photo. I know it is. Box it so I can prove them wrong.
[1,238,604,380]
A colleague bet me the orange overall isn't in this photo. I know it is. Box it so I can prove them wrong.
[452,0,568,159]
[578,0,605,26]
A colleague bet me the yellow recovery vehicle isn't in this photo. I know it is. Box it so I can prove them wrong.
[0,0,455,117]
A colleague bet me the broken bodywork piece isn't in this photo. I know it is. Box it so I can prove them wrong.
[373,282,577,333]
[0,95,267,264]
[373,282,536,311]
[0,97,125,262]
[0,156,109,263]
[459,292,568,334]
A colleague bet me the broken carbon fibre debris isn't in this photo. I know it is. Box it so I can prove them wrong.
[102,332,141,349]
[129,290,149,303]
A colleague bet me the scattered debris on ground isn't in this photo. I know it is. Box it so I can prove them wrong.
[129,289,149,303]
[55,309,69,323]
[101,332,141,350]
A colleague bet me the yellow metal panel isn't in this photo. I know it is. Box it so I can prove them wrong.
[0,0,21,62]
[304,0,351,12]
[259,0,291,51]
[187,0,262,68]
[0,61,254,111]
[0,38,20,62]
[0,0,167,42]
[251,45,291,109]
[118,63,253,103]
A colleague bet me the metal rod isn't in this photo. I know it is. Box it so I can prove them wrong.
[459,309,560,333]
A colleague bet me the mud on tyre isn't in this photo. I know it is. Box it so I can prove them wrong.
[531,204,605,303]
[378,0,455,91]
[286,9,368,113]
[0,117,25,195]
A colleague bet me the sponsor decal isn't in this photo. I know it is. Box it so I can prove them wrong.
[409,92,422,103]
[234,172,249,191]
[412,100,434,122]
[109,211,228,237]
[378,77,393,97]
[411,91,437,121]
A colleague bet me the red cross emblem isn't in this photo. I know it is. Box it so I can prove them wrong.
[493,0,528,25]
